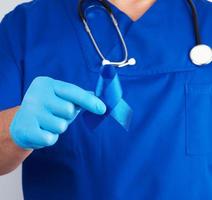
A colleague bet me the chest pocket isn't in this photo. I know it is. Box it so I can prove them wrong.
[185,81,212,156]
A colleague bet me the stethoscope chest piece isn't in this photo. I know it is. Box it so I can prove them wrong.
[190,44,212,66]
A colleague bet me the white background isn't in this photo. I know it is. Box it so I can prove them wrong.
[0,0,31,21]
[0,1,31,200]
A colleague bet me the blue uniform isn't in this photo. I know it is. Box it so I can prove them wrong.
[0,0,212,199]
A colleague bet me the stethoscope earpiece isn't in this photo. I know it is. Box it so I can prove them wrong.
[102,59,111,66]
[190,44,212,66]
[118,58,136,68]
[102,58,137,67]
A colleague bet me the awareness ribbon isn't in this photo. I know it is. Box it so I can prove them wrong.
[83,65,133,131]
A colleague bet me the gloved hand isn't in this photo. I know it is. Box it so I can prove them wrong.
[10,77,106,150]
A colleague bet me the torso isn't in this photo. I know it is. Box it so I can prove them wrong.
[8,0,212,199]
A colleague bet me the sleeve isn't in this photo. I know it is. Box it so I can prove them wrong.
[0,11,24,111]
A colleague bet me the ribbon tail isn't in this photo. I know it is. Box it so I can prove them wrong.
[110,99,133,131]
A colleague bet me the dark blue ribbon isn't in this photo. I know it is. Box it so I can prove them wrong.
[83,65,133,131]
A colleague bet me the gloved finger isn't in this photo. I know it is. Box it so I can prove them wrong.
[37,111,69,134]
[53,80,106,115]
[27,128,59,149]
[46,96,81,120]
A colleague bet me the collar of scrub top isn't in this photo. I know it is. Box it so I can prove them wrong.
[79,0,212,67]
[79,0,134,131]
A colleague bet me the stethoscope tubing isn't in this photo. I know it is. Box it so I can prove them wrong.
[187,0,201,45]
[78,0,130,66]
[78,0,212,67]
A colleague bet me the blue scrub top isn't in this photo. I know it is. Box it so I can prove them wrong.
[0,0,212,199]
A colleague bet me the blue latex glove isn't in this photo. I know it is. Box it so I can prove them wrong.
[10,77,106,150]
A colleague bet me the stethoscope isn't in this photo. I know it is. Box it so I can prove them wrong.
[79,0,212,67]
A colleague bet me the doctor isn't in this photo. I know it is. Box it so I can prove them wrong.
[0,0,212,199]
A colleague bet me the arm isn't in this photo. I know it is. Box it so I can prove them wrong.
[0,77,106,176]
[0,107,32,175]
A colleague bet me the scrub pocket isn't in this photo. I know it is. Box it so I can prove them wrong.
[185,83,212,156]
